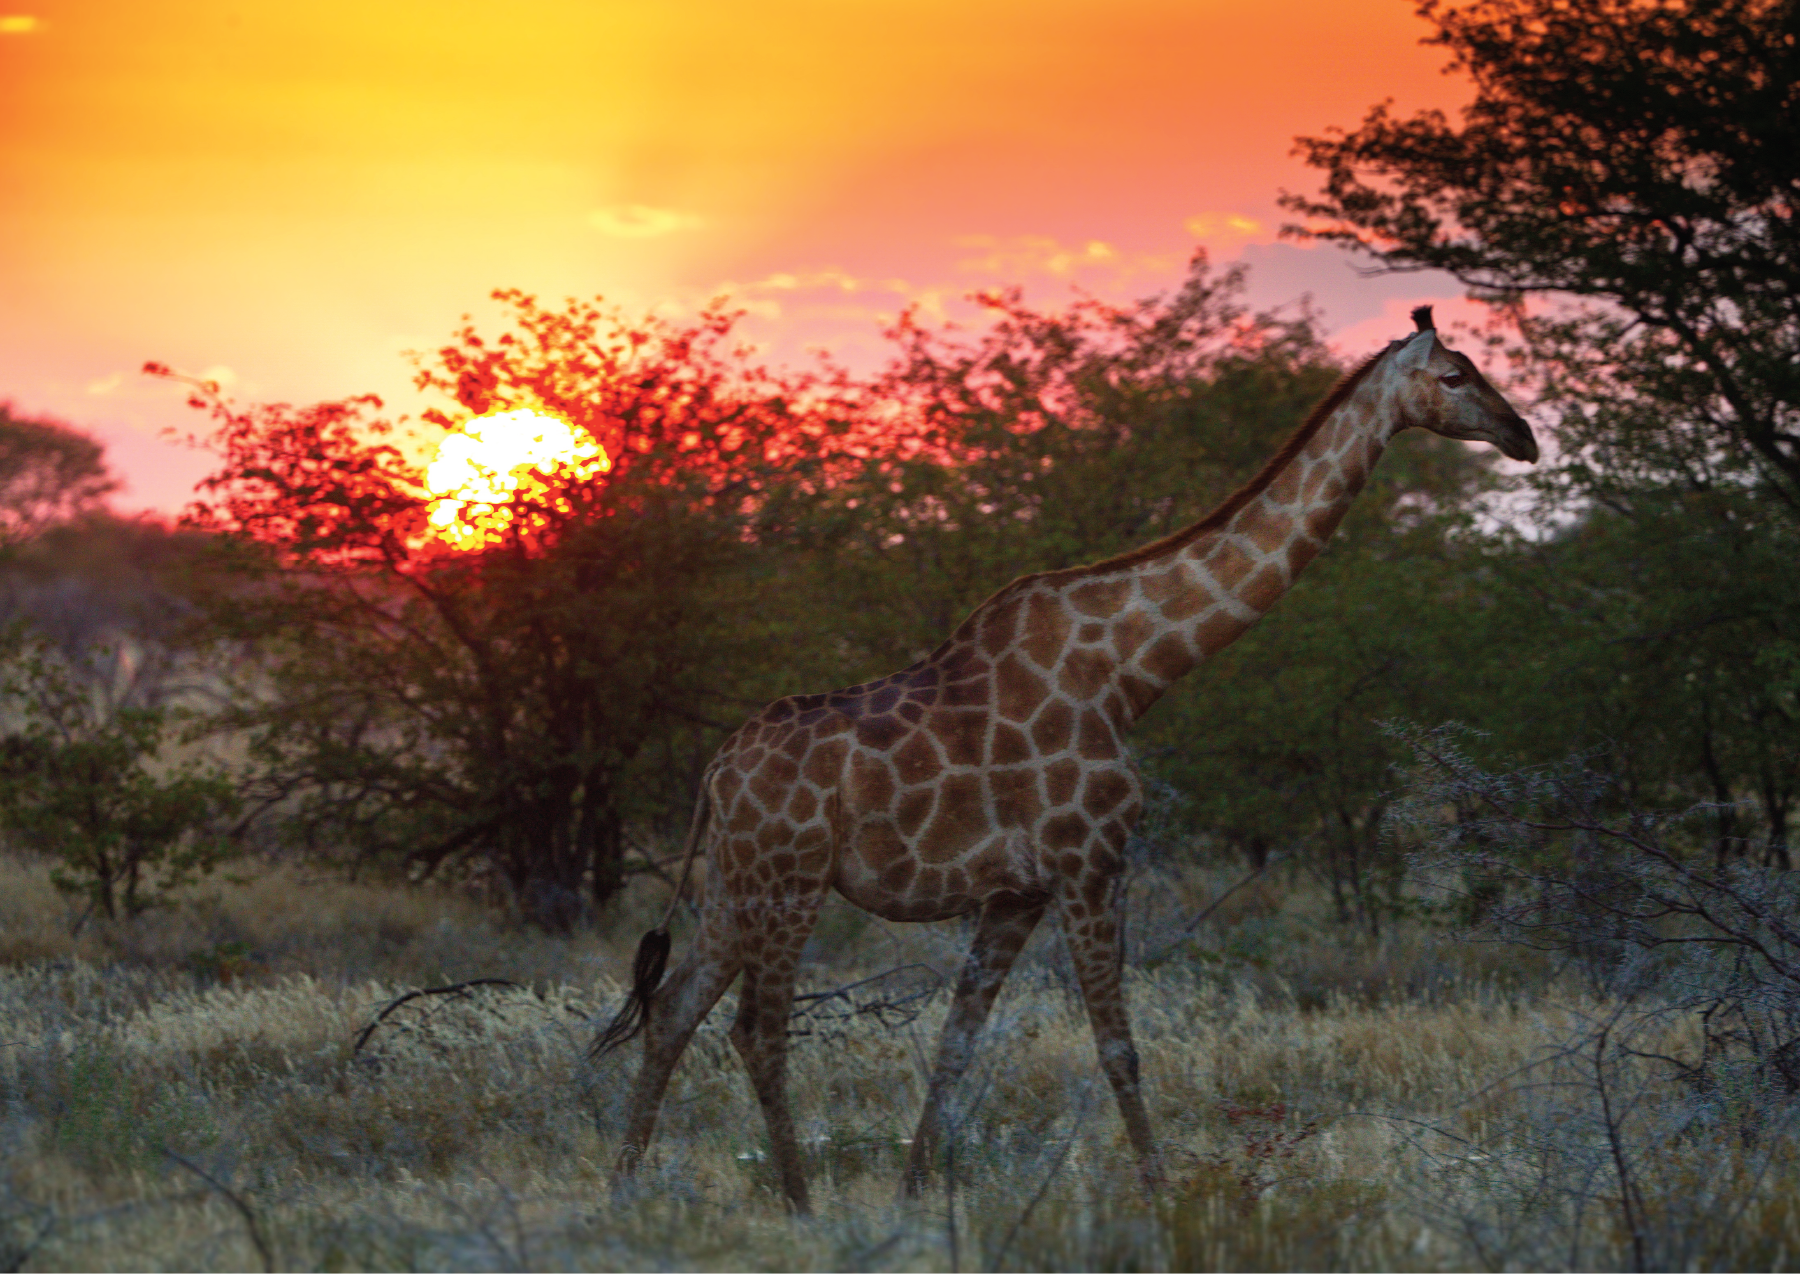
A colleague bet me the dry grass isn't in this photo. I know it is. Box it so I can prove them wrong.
[2,851,1796,1271]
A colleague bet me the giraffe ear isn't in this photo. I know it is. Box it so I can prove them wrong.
[1394,329,1436,371]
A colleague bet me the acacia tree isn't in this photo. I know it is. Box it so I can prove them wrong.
[164,294,853,927]
[1284,0,1800,869]
[1283,0,1800,511]
[0,404,117,548]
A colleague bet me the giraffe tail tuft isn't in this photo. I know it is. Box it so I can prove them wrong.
[591,927,672,1058]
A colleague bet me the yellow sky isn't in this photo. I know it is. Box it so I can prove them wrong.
[0,0,1469,511]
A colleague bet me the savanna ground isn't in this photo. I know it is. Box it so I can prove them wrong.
[2,850,1797,1273]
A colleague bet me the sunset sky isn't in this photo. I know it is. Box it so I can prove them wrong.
[0,0,1475,514]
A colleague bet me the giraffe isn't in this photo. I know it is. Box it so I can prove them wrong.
[593,306,1536,1213]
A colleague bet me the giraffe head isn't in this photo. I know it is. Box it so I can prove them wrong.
[1388,306,1538,463]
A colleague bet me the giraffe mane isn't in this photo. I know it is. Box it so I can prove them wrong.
[1055,343,1392,580]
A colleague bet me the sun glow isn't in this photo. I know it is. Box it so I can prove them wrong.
[424,408,611,549]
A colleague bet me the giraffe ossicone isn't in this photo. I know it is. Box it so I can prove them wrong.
[594,312,1536,1214]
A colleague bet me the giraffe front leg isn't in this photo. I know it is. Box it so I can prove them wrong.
[904,894,1048,1197]
[1060,870,1162,1195]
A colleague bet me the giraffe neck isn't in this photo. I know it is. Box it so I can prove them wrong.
[1050,361,1398,726]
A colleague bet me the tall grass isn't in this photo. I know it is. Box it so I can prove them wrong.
[1,851,1796,1270]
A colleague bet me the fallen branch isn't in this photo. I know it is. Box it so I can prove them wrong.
[352,979,529,1053]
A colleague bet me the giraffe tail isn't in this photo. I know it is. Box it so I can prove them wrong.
[591,785,710,1059]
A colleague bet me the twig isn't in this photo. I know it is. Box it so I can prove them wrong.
[161,1149,273,1274]
[1139,860,1274,964]
[352,979,525,1053]
[987,1081,1098,1272]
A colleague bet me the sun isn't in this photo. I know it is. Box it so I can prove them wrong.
[423,408,611,549]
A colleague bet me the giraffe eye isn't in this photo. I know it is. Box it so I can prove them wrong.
[1439,372,1467,388]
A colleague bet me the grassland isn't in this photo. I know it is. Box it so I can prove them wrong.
[1,850,1796,1271]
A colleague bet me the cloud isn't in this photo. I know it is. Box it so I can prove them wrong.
[85,373,122,396]
[0,15,39,35]
[587,204,704,238]
[1182,212,1279,258]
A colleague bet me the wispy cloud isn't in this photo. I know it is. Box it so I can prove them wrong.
[587,204,704,238]
[1182,212,1279,257]
[0,14,39,34]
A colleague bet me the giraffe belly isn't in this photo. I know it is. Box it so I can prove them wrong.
[832,820,1050,922]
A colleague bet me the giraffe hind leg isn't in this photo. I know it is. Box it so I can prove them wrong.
[612,939,741,1183]
[903,894,1048,1197]
[727,888,829,1214]
[1060,870,1161,1193]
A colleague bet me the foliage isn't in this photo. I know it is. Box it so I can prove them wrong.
[1397,723,1800,1099]
[164,294,856,927]
[1284,0,1800,511]
[0,404,117,550]
[0,629,239,920]
[810,253,1345,671]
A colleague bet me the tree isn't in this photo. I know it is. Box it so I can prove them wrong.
[1283,0,1800,871]
[0,629,239,920]
[162,295,853,928]
[1282,0,1800,511]
[811,253,1345,673]
[0,404,117,547]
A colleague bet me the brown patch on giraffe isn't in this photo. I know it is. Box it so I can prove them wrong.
[802,738,847,787]
[1140,565,1186,605]
[1059,647,1110,700]
[995,654,1050,722]
[895,787,935,838]
[915,866,944,896]
[1044,757,1081,806]
[1078,621,1106,644]
[1082,769,1133,819]
[893,731,943,785]
[1140,633,1195,682]
[1069,578,1131,618]
[726,797,763,834]
[1100,686,1131,729]
[1030,699,1075,753]
[1110,610,1155,661]
[989,721,1034,765]
[1203,538,1256,592]
[1159,582,1207,622]
[978,596,1023,657]
[990,768,1044,827]
[1021,591,1071,669]
[1247,508,1295,555]
[739,745,768,772]
[748,766,789,811]
[1043,811,1090,851]
[937,710,988,766]
[714,767,745,804]
[917,772,984,863]
[1077,708,1118,760]
[941,673,992,709]
[1266,458,1304,505]
[854,715,908,750]
[1193,609,1252,655]
[880,854,916,893]
[787,787,818,823]
[1304,502,1346,544]
[1238,561,1288,613]
[1119,673,1161,717]
[848,754,896,812]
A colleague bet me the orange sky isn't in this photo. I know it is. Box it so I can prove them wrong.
[0,1,1473,513]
